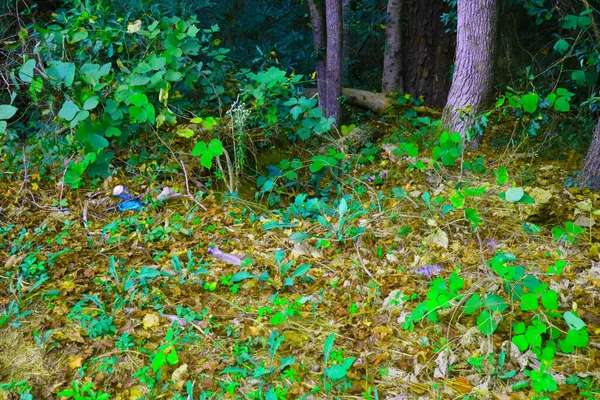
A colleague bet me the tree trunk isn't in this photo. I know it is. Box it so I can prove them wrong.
[442,0,497,147]
[325,0,343,125]
[381,0,402,94]
[403,0,455,107]
[581,118,600,190]
[307,0,327,112]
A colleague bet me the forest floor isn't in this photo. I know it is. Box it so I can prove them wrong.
[0,124,599,400]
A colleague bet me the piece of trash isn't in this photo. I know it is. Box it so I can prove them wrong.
[414,264,443,277]
[208,247,244,266]
[163,313,187,327]
[113,185,143,211]
[117,199,143,212]
[157,187,182,201]
[113,185,135,201]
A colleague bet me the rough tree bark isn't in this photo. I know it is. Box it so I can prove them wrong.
[325,0,343,125]
[381,0,402,93]
[581,118,600,190]
[442,0,497,147]
[307,0,327,112]
[403,0,455,107]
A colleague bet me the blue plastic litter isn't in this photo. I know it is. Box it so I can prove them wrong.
[117,199,143,212]
[113,185,143,212]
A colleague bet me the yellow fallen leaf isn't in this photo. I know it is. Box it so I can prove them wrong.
[68,355,84,369]
[282,330,308,344]
[172,363,188,388]
[60,280,76,291]
[128,387,144,400]
[143,312,160,329]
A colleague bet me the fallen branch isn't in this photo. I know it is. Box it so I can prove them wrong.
[302,87,441,116]
[303,87,394,114]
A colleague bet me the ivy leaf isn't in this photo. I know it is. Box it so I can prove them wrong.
[465,207,481,229]
[166,349,179,365]
[520,293,539,311]
[70,110,89,127]
[152,353,166,372]
[18,59,36,83]
[450,190,465,208]
[464,293,481,315]
[565,329,588,348]
[0,105,18,120]
[554,97,570,112]
[542,290,558,311]
[495,167,508,184]
[191,141,207,157]
[504,187,524,203]
[485,294,508,312]
[562,15,578,29]
[88,134,109,150]
[578,15,591,29]
[202,117,218,130]
[571,70,586,86]
[70,27,88,43]
[290,105,303,120]
[58,101,80,121]
[187,24,200,37]
[149,56,166,70]
[477,309,498,336]
[207,139,223,156]
[324,357,356,380]
[564,311,586,330]
[83,96,99,111]
[512,335,529,352]
[553,39,569,54]
[521,93,539,113]
[129,75,150,86]
[130,93,149,107]
[176,128,194,138]
[105,127,121,137]
[165,70,183,82]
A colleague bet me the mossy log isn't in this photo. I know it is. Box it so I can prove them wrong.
[302,87,394,114]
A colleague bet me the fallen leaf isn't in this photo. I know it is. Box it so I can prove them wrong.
[142,312,160,329]
[68,355,84,369]
[127,20,142,33]
[172,363,188,389]
[450,376,472,394]
[426,229,448,249]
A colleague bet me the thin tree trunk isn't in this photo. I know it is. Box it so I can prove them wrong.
[403,0,455,107]
[307,0,327,112]
[442,0,497,147]
[581,118,600,190]
[325,0,343,125]
[381,0,402,94]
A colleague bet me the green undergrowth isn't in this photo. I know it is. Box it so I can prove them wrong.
[1,115,600,399]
